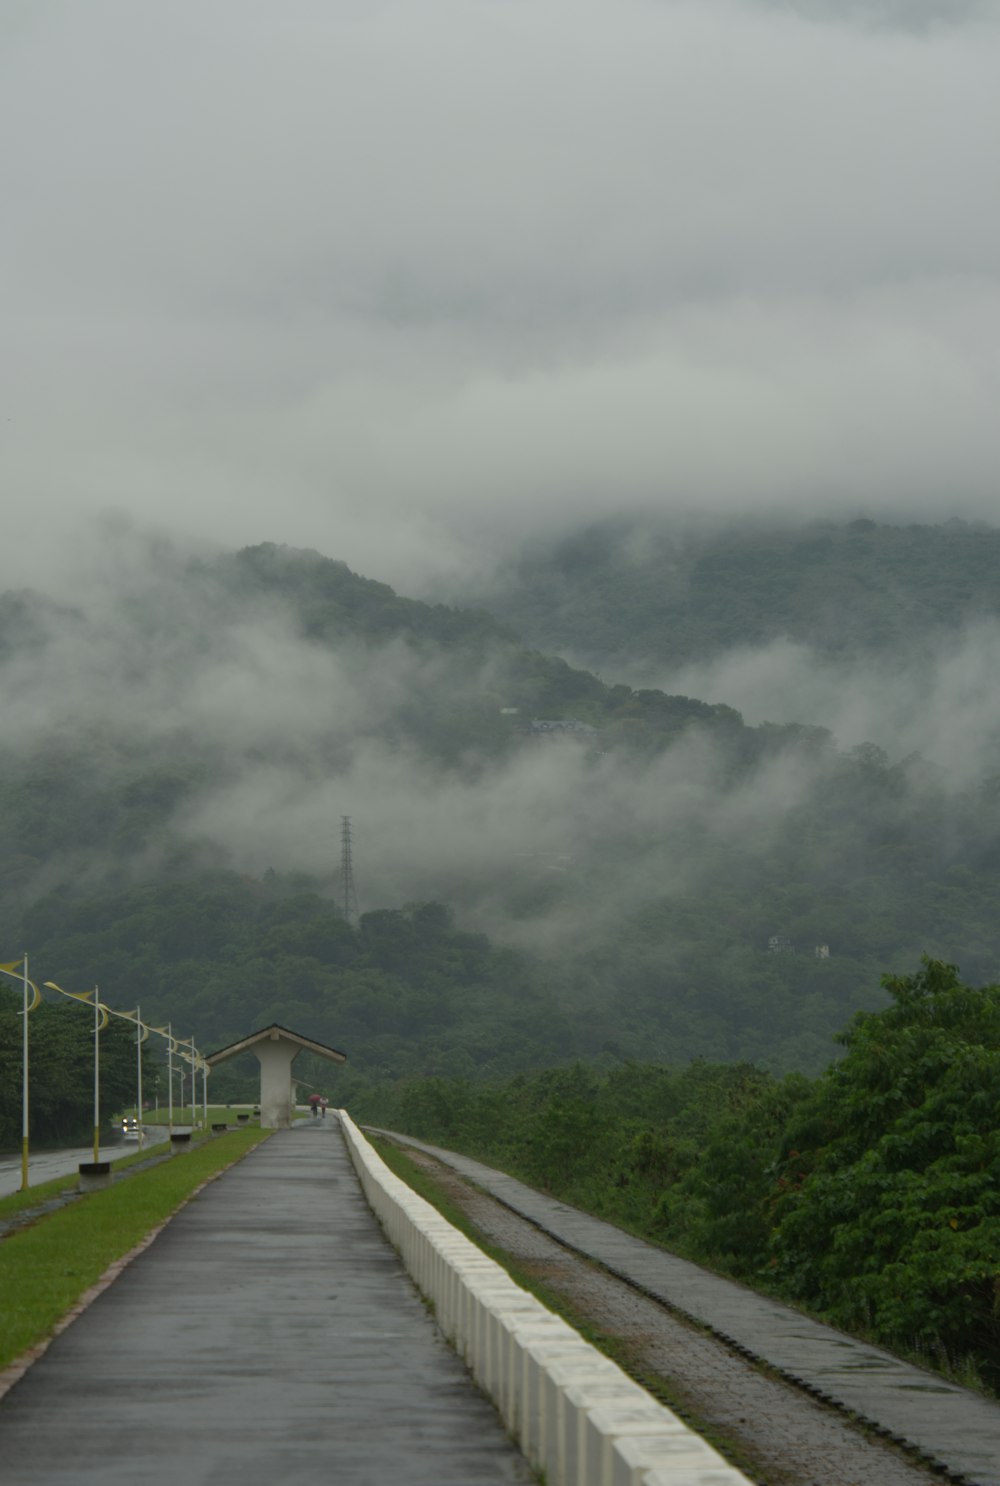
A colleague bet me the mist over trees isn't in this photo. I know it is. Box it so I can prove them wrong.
[451,514,1000,670]
[2,520,1000,1086]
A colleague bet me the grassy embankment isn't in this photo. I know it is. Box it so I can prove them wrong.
[138,1105,252,1126]
[0,1125,269,1371]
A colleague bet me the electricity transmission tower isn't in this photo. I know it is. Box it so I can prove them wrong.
[340,815,360,925]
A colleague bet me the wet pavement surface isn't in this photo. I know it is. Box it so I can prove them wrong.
[1,1144,135,1199]
[380,1132,1000,1486]
[0,1120,535,1486]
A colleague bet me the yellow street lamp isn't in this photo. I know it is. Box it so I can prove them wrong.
[148,1023,183,1132]
[108,1005,150,1147]
[0,957,41,1191]
[44,982,109,1164]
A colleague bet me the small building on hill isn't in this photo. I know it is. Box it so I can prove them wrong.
[529,719,598,738]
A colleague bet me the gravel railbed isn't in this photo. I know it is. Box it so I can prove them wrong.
[375,1130,1000,1486]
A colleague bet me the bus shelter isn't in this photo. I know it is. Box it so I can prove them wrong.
[206,1023,347,1128]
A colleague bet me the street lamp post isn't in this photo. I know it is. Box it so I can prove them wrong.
[0,957,41,1191]
[108,1005,149,1149]
[181,1036,198,1127]
[44,982,109,1164]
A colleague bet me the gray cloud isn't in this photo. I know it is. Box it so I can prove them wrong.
[0,528,802,944]
[2,529,990,964]
[1,1,999,592]
[745,0,988,32]
[629,622,1000,790]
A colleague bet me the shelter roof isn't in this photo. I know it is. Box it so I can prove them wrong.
[206,1023,348,1067]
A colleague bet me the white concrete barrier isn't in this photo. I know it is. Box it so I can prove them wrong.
[338,1113,753,1486]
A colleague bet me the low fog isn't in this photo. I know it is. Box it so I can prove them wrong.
[1,529,997,969]
[2,0,1000,595]
[607,626,1000,794]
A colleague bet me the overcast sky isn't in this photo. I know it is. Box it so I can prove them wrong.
[3,0,999,596]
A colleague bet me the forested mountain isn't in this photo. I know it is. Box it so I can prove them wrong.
[2,529,1000,1090]
[452,515,1000,670]
[18,876,576,1095]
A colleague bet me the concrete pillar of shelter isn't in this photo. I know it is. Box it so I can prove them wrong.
[253,1034,296,1128]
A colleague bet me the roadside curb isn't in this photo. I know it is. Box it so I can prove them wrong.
[0,1132,272,1404]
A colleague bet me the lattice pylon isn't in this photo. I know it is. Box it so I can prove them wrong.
[341,815,360,924]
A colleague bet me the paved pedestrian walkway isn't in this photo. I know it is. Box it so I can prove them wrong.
[0,1120,535,1486]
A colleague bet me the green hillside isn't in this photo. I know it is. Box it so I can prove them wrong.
[16,876,576,1094]
[459,516,1000,669]
[2,533,1000,1086]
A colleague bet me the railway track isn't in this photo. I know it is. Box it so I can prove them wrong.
[376,1131,1000,1486]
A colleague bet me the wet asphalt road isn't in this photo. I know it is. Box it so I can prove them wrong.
[0,1145,124,1198]
[0,1119,534,1486]
[0,1129,169,1198]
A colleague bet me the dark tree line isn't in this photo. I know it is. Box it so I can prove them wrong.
[354,960,1000,1393]
[0,990,159,1148]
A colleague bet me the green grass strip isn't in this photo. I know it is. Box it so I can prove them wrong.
[0,1127,270,1371]
[0,1141,180,1222]
[141,1106,255,1127]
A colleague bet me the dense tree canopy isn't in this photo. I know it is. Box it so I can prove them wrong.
[0,988,158,1147]
[462,515,1000,669]
[768,960,1000,1379]
[358,959,1000,1391]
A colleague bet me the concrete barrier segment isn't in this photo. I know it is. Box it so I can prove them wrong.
[449,1267,503,1356]
[639,1469,751,1486]
[560,1383,664,1486]
[551,1375,646,1486]
[462,1275,533,1356]
[585,1404,727,1486]
[546,1354,629,1433]
[610,1433,739,1486]
[519,1334,601,1470]
[489,1301,562,1425]
[478,1286,551,1389]
[477,1291,553,1400]
[446,1261,528,1354]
